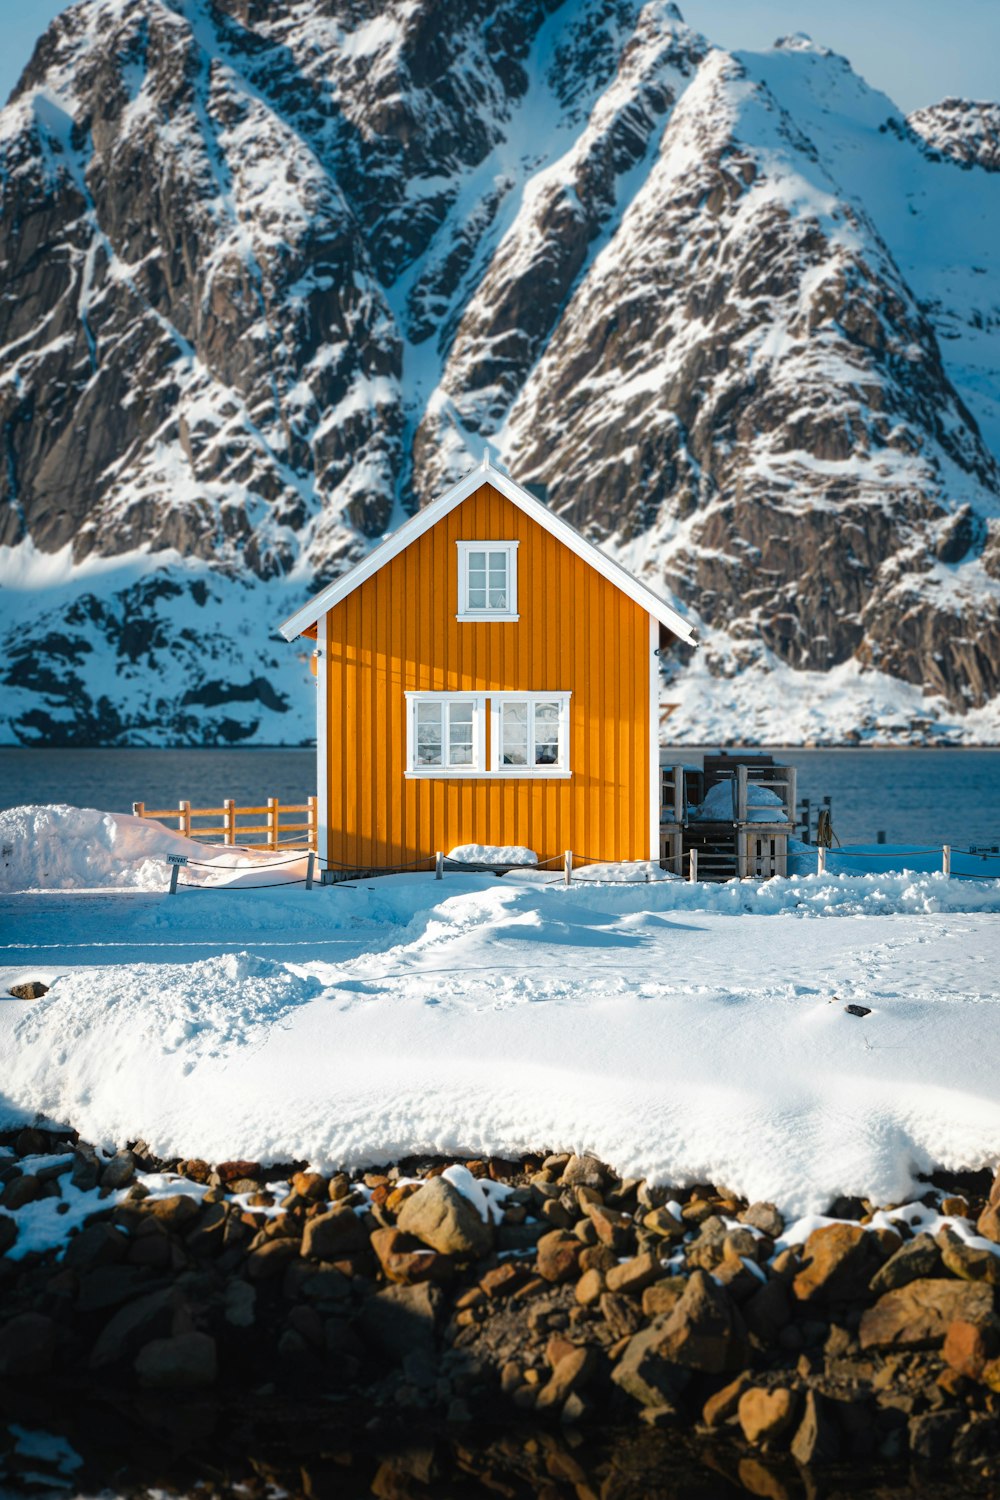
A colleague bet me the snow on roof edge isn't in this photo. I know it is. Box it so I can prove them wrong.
[278,457,698,646]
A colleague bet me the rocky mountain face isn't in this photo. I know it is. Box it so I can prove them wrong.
[1,0,999,745]
[909,99,1000,173]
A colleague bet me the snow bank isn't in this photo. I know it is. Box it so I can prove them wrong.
[0,805,309,892]
[2,872,999,1216]
[448,844,538,865]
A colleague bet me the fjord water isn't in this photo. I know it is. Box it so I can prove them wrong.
[0,746,998,850]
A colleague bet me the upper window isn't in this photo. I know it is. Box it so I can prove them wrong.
[406,693,485,777]
[490,694,571,777]
[457,541,519,621]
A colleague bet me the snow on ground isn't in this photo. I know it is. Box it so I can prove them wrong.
[0,805,312,892]
[2,809,999,1223]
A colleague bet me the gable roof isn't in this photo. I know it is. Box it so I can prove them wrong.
[278,457,697,645]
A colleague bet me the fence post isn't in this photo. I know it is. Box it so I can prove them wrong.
[673,765,684,824]
[817,845,826,876]
[689,848,698,883]
[564,849,573,886]
[737,828,748,880]
[132,801,145,819]
[942,844,951,877]
[435,851,443,880]
[308,795,318,852]
[178,800,191,837]
[169,863,180,896]
[267,797,279,851]
[224,799,236,846]
[737,765,748,824]
[305,852,315,890]
[786,767,797,827]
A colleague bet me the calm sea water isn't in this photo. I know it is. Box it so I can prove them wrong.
[0,745,998,849]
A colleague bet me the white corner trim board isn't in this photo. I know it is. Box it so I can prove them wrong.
[278,459,696,645]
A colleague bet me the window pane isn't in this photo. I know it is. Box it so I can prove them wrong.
[488,588,507,609]
[502,702,528,765]
[468,551,486,570]
[448,702,474,765]
[415,702,443,765]
[467,587,487,609]
[534,702,561,765]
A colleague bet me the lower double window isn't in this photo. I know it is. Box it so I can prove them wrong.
[405,692,570,778]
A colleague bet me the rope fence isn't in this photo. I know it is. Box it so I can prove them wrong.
[161,842,1000,894]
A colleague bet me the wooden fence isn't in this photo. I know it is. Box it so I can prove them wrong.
[133,796,318,851]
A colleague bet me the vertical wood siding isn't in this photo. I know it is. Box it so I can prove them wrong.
[325,483,651,868]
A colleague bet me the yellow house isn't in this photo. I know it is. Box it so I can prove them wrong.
[279,459,695,873]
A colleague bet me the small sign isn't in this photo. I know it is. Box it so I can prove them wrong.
[969,845,999,856]
[166,855,189,866]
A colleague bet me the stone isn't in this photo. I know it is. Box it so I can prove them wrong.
[100,1151,136,1190]
[606,1251,662,1297]
[7,980,48,999]
[943,1318,999,1379]
[224,1279,256,1327]
[135,1331,217,1389]
[479,1262,530,1299]
[357,1282,442,1360]
[301,1206,369,1260]
[652,1269,750,1373]
[859,1278,995,1351]
[579,1244,618,1274]
[141,1195,201,1232]
[790,1390,841,1465]
[0,1312,56,1377]
[739,1202,784,1238]
[642,1206,686,1239]
[371,1227,452,1285]
[977,1170,1000,1243]
[76,1265,156,1313]
[560,1155,606,1190]
[247,1238,300,1281]
[63,1222,129,1272]
[792,1223,883,1303]
[0,1216,17,1255]
[291,1171,327,1201]
[70,1152,100,1192]
[14,1128,50,1157]
[536,1231,584,1283]
[600,1292,642,1339]
[396,1177,493,1258]
[1,1174,40,1210]
[738,1387,799,1446]
[642,1279,686,1320]
[535,1346,597,1410]
[575,1268,605,1306]
[869,1232,943,1293]
[908,1410,962,1461]
[742,1278,791,1342]
[587,1205,634,1253]
[217,1160,261,1185]
[935,1226,1000,1284]
[610,1319,692,1409]
[702,1372,752,1428]
[89,1288,176,1370]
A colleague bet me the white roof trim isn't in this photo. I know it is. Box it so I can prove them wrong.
[278,457,697,645]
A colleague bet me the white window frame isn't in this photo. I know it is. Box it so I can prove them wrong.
[405,692,487,778]
[489,692,572,779]
[456,540,519,621]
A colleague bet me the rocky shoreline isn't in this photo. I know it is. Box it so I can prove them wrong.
[2,1127,1000,1493]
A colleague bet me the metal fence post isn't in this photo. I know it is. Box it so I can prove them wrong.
[305,852,315,890]
[435,851,443,880]
[564,849,573,886]
[942,845,951,876]
[689,848,698,883]
[169,864,180,895]
[178,800,191,837]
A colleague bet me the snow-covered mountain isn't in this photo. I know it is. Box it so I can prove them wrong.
[1,0,998,745]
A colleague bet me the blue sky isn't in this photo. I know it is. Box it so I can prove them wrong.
[2,0,998,114]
